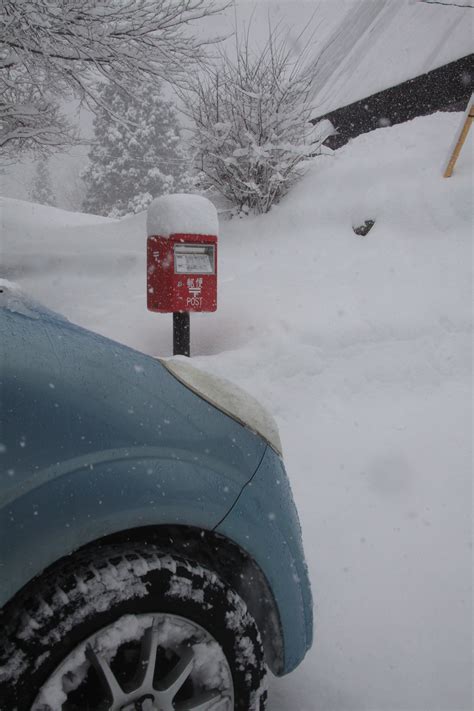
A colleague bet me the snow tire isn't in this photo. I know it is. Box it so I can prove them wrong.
[0,543,268,710]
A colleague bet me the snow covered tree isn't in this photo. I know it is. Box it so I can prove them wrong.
[82,82,195,217]
[0,0,225,158]
[180,25,334,215]
[30,159,55,206]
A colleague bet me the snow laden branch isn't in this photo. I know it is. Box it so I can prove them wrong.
[0,0,227,157]
[179,23,335,215]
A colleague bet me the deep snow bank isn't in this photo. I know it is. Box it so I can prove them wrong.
[2,113,471,359]
[1,112,472,710]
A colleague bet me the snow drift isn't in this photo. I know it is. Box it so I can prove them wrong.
[1,112,472,711]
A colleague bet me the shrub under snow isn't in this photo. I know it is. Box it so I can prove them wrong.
[182,27,334,215]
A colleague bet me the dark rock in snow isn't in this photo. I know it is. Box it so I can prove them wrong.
[353,220,375,237]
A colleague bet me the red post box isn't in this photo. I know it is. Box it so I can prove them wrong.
[147,232,217,313]
[146,194,218,356]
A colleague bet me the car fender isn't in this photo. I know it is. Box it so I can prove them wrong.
[216,446,314,675]
[0,446,266,607]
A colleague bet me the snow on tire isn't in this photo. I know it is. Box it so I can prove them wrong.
[0,544,268,710]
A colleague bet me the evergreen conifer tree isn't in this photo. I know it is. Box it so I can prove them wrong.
[30,159,55,206]
[82,83,194,217]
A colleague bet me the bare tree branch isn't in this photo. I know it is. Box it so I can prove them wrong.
[417,1,472,7]
[1,0,229,157]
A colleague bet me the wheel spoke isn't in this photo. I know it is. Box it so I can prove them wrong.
[158,646,195,700]
[135,621,160,689]
[85,644,128,708]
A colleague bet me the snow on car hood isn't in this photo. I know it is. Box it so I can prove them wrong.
[0,279,68,323]
[161,357,282,456]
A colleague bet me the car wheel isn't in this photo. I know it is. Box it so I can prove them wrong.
[0,544,268,710]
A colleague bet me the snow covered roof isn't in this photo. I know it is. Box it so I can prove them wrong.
[310,0,473,115]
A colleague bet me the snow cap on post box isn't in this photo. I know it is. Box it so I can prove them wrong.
[147,193,218,238]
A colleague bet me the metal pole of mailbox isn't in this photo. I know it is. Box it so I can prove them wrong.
[173,312,190,357]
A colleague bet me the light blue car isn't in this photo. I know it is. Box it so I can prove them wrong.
[0,287,312,711]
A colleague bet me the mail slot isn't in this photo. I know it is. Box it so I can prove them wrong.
[147,232,217,313]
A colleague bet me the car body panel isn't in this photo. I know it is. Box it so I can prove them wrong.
[216,446,314,675]
[0,297,313,676]
[0,306,266,604]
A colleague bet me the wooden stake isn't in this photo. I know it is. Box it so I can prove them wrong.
[443,93,474,178]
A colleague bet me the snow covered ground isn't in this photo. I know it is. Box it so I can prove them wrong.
[1,112,472,710]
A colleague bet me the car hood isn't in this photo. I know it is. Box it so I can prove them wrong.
[0,300,266,508]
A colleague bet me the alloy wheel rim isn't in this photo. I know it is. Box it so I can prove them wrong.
[33,613,234,711]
